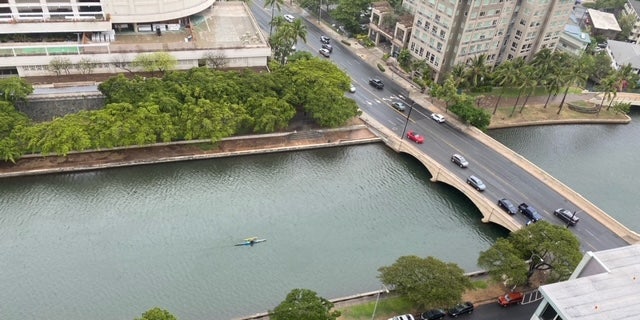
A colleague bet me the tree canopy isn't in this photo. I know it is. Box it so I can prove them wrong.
[134,307,177,320]
[270,288,341,320]
[478,221,582,287]
[378,255,472,309]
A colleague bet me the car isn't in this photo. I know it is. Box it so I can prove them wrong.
[430,113,445,123]
[369,78,384,89]
[349,84,356,93]
[391,101,407,112]
[283,14,295,23]
[519,203,543,222]
[497,198,518,215]
[448,302,474,317]
[388,314,415,320]
[318,48,331,57]
[450,154,468,168]
[322,43,333,52]
[406,130,424,144]
[554,208,580,226]
[498,291,524,307]
[466,175,486,191]
[420,309,446,320]
[320,35,331,44]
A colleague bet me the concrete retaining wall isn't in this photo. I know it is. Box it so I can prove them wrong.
[16,93,105,122]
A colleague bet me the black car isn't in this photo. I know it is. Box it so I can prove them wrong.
[320,35,331,44]
[554,208,580,226]
[369,78,384,89]
[391,101,407,111]
[322,43,333,52]
[497,198,517,215]
[448,302,474,317]
[519,203,543,222]
[420,309,446,320]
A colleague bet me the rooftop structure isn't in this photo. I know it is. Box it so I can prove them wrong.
[605,40,640,75]
[0,1,270,78]
[558,24,591,56]
[584,9,621,39]
[532,244,640,320]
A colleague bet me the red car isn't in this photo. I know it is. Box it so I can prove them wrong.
[407,130,424,144]
[498,292,523,307]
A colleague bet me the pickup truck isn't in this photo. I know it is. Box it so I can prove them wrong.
[519,203,543,222]
[498,291,524,307]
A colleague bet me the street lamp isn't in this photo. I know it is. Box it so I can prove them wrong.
[399,101,416,147]
[371,284,390,320]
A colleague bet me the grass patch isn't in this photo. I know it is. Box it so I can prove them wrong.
[338,296,415,320]
[471,280,488,290]
[470,86,583,99]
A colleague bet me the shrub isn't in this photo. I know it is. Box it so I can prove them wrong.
[341,39,351,46]
[382,53,391,61]
[377,63,386,72]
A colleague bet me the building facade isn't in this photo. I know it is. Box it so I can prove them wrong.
[0,0,270,77]
[401,0,574,82]
[624,0,640,44]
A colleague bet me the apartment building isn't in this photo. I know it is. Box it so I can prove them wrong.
[623,0,640,44]
[0,0,270,77]
[402,0,574,82]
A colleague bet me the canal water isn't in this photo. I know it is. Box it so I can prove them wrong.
[1,110,639,320]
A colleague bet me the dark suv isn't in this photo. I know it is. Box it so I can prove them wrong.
[369,78,384,89]
[519,203,543,222]
[448,302,474,317]
[322,43,333,52]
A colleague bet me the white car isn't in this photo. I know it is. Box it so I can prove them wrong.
[283,14,295,23]
[319,48,331,57]
[349,84,356,93]
[431,113,445,123]
[388,314,415,320]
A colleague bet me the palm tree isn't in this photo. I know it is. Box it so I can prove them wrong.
[490,60,516,115]
[597,75,617,115]
[265,0,284,37]
[450,63,468,90]
[557,53,590,115]
[541,72,562,109]
[518,66,541,114]
[272,19,307,64]
[465,54,489,89]
[508,57,527,117]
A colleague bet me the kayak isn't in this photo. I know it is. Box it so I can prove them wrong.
[235,239,267,246]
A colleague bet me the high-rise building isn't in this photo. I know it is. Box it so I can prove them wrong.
[0,0,270,78]
[401,0,574,82]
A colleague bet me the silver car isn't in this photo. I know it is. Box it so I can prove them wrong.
[467,175,486,191]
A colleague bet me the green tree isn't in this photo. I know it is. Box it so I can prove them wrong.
[518,65,541,114]
[557,53,590,115]
[271,18,307,65]
[449,63,468,90]
[270,288,341,320]
[333,0,370,34]
[378,255,472,309]
[134,307,177,320]
[48,57,72,76]
[132,52,177,75]
[465,54,489,89]
[265,0,284,37]
[478,221,582,286]
[490,60,516,114]
[0,101,29,162]
[0,77,34,103]
[508,57,527,117]
[397,49,412,70]
[598,74,618,114]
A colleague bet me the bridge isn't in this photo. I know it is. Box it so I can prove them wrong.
[360,111,640,246]
[589,92,640,107]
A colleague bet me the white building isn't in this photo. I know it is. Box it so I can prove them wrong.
[531,244,640,320]
[624,0,640,44]
[0,1,270,77]
[399,0,574,82]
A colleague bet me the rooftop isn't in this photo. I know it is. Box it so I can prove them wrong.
[540,244,640,320]
[564,25,591,44]
[587,9,622,31]
[628,0,640,15]
[607,39,640,68]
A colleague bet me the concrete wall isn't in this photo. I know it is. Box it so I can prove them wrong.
[16,94,105,122]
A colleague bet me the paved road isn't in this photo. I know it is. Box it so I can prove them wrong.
[248,1,630,253]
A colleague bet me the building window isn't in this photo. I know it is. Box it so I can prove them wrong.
[480,11,485,17]
[419,47,424,56]
[520,19,526,26]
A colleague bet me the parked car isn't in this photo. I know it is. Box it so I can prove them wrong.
[407,130,424,144]
[498,291,524,307]
[430,113,445,123]
[497,198,517,215]
[466,175,486,191]
[369,78,384,89]
[451,154,468,168]
[320,35,331,44]
[388,314,415,320]
[554,208,580,226]
[349,84,356,93]
[322,43,333,52]
[448,302,474,317]
[420,309,446,320]
[283,14,295,23]
[391,101,407,111]
[318,48,331,57]
[519,203,543,222]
